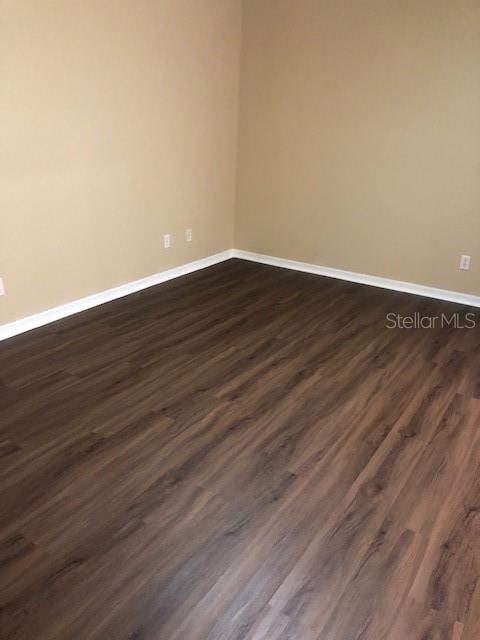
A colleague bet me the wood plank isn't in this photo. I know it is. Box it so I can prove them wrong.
[0,259,479,639]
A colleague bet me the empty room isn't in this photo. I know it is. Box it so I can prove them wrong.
[1,1,479,638]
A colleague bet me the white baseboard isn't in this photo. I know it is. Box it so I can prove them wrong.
[2,247,479,342]
[0,250,234,342]
[232,249,480,308]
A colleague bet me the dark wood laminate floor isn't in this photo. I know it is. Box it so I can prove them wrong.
[1,259,479,640]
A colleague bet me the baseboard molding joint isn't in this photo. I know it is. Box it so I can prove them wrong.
[2,247,479,342]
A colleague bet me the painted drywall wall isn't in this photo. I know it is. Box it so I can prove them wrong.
[3,0,480,329]
[0,0,242,324]
[236,0,480,295]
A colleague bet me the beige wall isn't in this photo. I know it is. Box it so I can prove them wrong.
[0,0,242,324]
[2,0,480,328]
[236,0,480,295]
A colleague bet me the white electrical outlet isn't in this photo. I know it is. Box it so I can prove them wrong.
[0,277,4,296]
[459,255,471,271]
[186,228,193,242]
[163,234,171,249]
